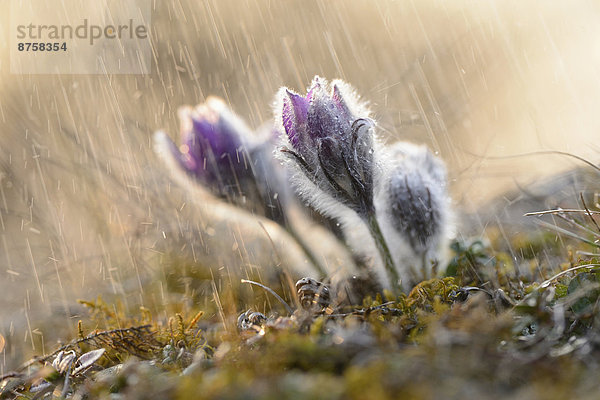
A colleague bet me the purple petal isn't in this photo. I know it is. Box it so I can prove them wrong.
[190,110,241,159]
[190,116,218,151]
[307,93,350,141]
[282,90,309,147]
[288,90,309,124]
[282,95,295,140]
[332,84,352,120]
[170,103,245,186]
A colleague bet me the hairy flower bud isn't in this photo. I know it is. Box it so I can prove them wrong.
[155,97,286,222]
[277,76,375,218]
[376,142,452,289]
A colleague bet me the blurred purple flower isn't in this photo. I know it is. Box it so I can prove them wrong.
[160,97,250,196]
[155,97,286,222]
[278,76,375,217]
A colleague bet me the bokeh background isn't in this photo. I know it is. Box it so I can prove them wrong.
[1,0,600,371]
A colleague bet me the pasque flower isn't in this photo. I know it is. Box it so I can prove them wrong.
[277,77,376,218]
[154,97,286,223]
[276,77,402,293]
[385,143,448,253]
[154,97,328,276]
[376,142,452,290]
[154,78,452,294]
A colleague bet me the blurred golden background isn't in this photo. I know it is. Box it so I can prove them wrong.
[1,0,600,371]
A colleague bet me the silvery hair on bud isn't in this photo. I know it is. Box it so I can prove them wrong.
[375,141,453,291]
[273,78,383,282]
[273,78,371,220]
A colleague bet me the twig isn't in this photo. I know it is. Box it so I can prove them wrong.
[533,220,599,248]
[540,264,600,288]
[1,326,158,383]
[580,193,600,235]
[325,301,401,318]
[554,214,600,239]
[0,372,20,382]
[241,279,294,315]
[525,208,600,217]
[466,150,600,173]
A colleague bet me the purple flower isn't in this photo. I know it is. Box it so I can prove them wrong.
[278,76,375,217]
[276,77,403,292]
[155,97,286,222]
[164,98,251,196]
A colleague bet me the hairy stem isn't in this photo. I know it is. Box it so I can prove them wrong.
[286,225,328,278]
[367,212,401,294]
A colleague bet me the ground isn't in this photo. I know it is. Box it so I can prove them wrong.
[3,188,600,400]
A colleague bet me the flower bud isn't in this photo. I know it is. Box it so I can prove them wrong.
[277,76,375,218]
[376,142,452,289]
[155,97,286,222]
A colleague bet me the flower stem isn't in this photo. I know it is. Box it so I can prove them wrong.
[286,225,328,278]
[367,212,401,294]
